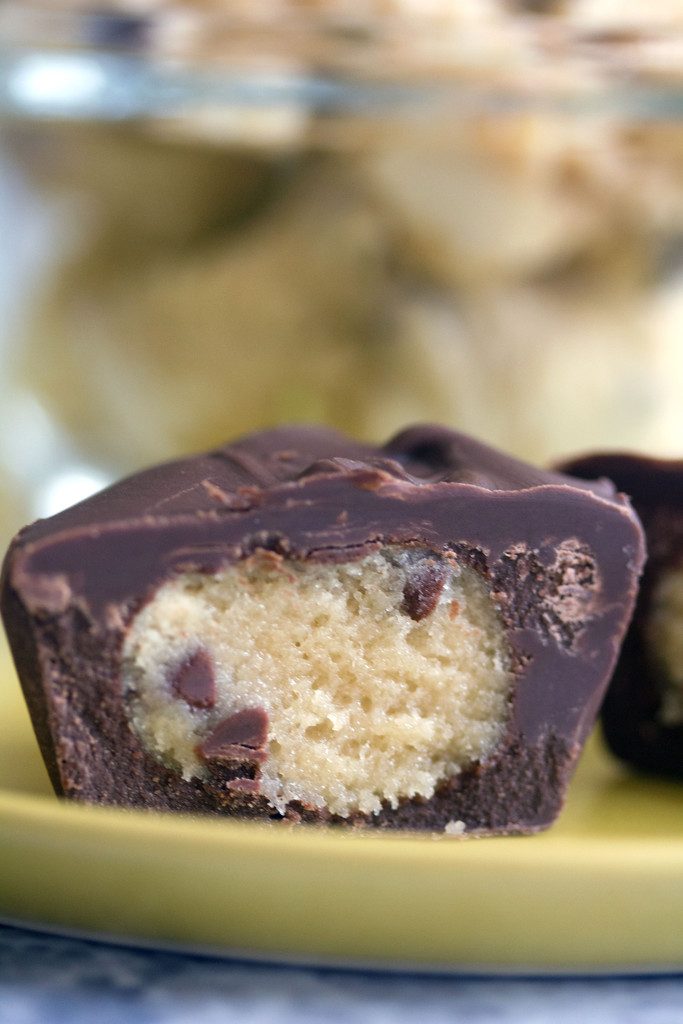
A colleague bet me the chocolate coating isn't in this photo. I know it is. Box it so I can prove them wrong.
[560,452,683,779]
[1,425,645,833]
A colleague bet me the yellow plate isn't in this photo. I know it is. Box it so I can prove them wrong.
[1,636,682,974]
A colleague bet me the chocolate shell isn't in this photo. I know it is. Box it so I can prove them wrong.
[561,452,683,779]
[2,425,645,833]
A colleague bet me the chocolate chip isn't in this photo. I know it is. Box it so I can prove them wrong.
[202,743,269,764]
[401,558,450,622]
[226,778,261,795]
[170,650,216,709]
[199,707,269,760]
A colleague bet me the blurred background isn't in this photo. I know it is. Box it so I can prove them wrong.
[1,0,683,550]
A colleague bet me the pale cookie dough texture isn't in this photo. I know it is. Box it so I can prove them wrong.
[125,549,511,817]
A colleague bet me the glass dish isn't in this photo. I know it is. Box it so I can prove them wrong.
[0,2,683,538]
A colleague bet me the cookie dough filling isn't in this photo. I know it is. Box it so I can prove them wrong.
[123,547,512,817]
[645,565,683,727]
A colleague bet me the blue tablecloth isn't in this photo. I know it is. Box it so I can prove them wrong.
[1,923,682,1024]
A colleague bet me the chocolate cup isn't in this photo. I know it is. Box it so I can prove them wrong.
[2,425,645,832]
[560,452,683,779]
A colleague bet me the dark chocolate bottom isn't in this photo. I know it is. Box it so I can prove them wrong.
[202,733,575,835]
[10,589,575,835]
[72,732,575,837]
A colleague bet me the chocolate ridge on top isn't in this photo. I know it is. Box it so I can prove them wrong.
[2,424,646,834]
[14,424,622,544]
